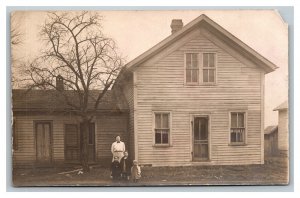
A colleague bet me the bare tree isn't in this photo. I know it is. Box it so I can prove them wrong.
[11,13,23,46]
[21,11,124,171]
[11,12,24,88]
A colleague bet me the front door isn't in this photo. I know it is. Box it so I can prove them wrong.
[193,117,209,161]
[35,122,52,164]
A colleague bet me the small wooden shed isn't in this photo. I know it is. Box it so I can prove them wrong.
[264,125,278,157]
[12,89,129,167]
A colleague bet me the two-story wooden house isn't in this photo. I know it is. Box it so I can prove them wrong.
[12,14,277,167]
[115,14,277,166]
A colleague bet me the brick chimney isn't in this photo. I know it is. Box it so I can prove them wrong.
[170,19,183,34]
[56,75,64,91]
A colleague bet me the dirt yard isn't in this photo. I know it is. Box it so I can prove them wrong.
[12,156,289,186]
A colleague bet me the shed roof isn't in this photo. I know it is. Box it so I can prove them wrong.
[264,125,278,135]
[12,89,128,112]
[122,14,277,74]
[273,100,288,111]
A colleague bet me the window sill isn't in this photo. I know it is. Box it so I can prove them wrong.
[153,144,171,147]
[184,83,217,87]
[228,143,247,146]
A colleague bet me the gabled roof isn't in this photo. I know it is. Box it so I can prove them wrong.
[264,125,278,135]
[273,100,288,111]
[123,14,277,73]
[12,89,128,112]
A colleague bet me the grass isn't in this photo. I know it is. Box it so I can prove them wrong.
[12,156,289,186]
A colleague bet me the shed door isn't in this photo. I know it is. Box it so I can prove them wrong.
[80,123,96,162]
[65,124,80,162]
[36,122,52,164]
[193,117,209,161]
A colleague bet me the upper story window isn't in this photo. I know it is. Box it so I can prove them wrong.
[203,53,216,83]
[230,112,246,145]
[185,53,216,85]
[185,53,199,83]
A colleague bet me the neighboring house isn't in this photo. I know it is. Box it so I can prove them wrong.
[264,125,278,157]
[115,14,277,166]
[12,80,129,167]
[273,101,289,156]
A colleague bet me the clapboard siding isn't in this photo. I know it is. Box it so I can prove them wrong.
[13,115,74,165]
[96,114,128,161]
[120,74,135,159]
[13,113,128,166]
[278,109,288,151]
[134,31,263,166]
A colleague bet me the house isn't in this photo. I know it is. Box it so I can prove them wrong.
[273,101,289,156]
[12,81,129,167]
[264,125,278,157]
[12,14,278,167]
[115,14,277,166]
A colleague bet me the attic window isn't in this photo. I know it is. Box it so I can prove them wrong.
[203,53,216,83]
[185,52,217,85]
[185,53,199,83]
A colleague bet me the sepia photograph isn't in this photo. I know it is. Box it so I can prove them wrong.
[10,10,289,186]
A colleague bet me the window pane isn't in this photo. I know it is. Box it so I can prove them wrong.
[191,70,198,82]
[162,114,169,128]
[194,118,200,140]
[162,130,169,144]
[155,114,161,128]
[203,69,208,82]
[231,131,236,142]
[186,69,191,82]
[200,144,208,158]
[203,53,209,67]
[230,129,245,143]
[209,69,215,82]
[238,113,244,127]
[186,54,192,68]
[237,131,243,142]
[155,131,162,144]
[231,113,237,128]
[200,120,208,140]
[191,54,198,68]
[209,54,215,67]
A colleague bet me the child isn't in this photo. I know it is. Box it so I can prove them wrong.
[131,160,141,183]
[120,151,131,181]
[110,156,121,181]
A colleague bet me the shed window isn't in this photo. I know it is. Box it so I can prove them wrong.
[203,53,216,83]
[186,53,199,83]
[230,112,246,144]
[154,113,170,145]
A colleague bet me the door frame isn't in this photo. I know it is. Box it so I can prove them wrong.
[190,114,211,162]
[34,120,53,165]
[64,123,81,163]
[80,122,96,163]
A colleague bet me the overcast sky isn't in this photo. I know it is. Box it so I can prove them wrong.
[11,10,288,127]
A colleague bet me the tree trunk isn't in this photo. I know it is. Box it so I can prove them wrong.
[80,118,90,172]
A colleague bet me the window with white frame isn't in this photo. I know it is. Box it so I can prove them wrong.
[185,53,199,83]
[154,113,170,145]
[203,53,216,83]
[230,112,246,144]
